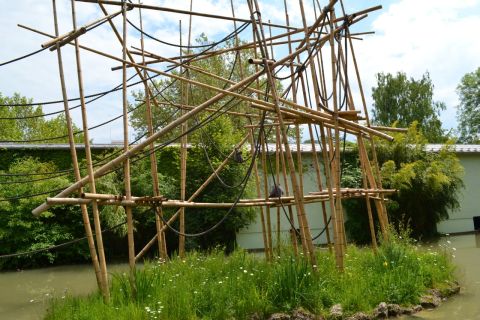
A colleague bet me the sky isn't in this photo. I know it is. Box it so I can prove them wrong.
[0,0,479,143]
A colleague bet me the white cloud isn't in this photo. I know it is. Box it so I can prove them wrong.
[355,0,480,131]
[1,0,478,143]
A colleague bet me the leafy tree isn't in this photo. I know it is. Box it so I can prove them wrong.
[0,154,128,270]
[343,123,464,242]
[456,67,480,143]
[0,92,83,143]
[371,72,446,143]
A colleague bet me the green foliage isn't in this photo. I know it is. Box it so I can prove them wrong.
[0,153,128,270]
[456,67,480,143]
[45,235,456,320]
[0,92,83,143]
[343,124,464,242]
[0,158,87,269]
[371,72,446,143]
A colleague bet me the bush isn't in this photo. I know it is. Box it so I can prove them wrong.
[343,123,464,242]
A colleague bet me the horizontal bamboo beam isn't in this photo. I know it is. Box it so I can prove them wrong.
[75,0,298,30]
[46,188,396,208]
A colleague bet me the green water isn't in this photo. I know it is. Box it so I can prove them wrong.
[0,263,128,320]
[401,233,480,320]
[1,234,478,319]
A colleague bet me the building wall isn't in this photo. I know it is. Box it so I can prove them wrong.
[437,153,480,234]
[237,150,480,250]
[236,153,333,250]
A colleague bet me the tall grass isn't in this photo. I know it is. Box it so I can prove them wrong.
[45,234,456,320]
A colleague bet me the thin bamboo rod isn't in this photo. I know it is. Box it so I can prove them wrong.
[120,2,137,296]
[70,0,109,301]
[138,1,167,259]
[51,0,103,295]
[249,128,270,260]
[260,133,274,259]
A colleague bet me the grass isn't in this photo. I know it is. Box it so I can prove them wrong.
[44,233,456,320]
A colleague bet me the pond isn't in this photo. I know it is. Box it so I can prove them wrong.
[401,233,480,320]
[1,234,479,320]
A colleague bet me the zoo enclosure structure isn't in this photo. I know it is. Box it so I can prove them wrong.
[19,0,397,301]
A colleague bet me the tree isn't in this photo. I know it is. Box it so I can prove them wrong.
[457,67,480,143]
[343,123,464,242]
[371,72,446,143]
[0,92,83,143]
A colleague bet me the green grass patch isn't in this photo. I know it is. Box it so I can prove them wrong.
[44,234,456,319]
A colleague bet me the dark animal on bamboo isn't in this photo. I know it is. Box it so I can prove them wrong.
[269,184,284,198]
[233,148,244,163]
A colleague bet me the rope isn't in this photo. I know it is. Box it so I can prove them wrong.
[0,47,48,67]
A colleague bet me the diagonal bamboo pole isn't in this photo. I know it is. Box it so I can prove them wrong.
[138,1,167,259]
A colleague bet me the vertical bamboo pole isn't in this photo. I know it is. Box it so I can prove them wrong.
[296,0,337,255]
[276,124,299,255]
[346,29,389,237]
[178,20,187,259]
[275,127,281,251]
[51,0,103,294]
[249,128,271,260]
[251,20,272,259]
[248,0,317,267]
[260,133,273,258]
[328,7,346,270]
[231,0,268,259]
[268,22,282,252]
[332,32,382,247]
[121,0,137,296]
[70,0,109,300]
[282,0,308,256]
[138,1,167,259]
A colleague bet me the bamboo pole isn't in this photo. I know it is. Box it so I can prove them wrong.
[178,19,186,259]
[138,1,167,259]
[275,127,281,252]
[120,1,137,297]
[248,0,317,267]
[48,189,395,207]
[328,7,346,270]
[249,128,271,261]
[260,133,274,259]
[51,0,103,295]
[69,0,109,301]
[276,123,299,255]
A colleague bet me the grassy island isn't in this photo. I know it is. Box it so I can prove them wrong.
[45,233,456,320]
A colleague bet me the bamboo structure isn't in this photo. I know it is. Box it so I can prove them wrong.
[21,0,397,297]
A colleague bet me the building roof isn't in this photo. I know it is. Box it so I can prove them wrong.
[1,143,479,153]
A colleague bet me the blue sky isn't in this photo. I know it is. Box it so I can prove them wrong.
[0,0,479,143]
